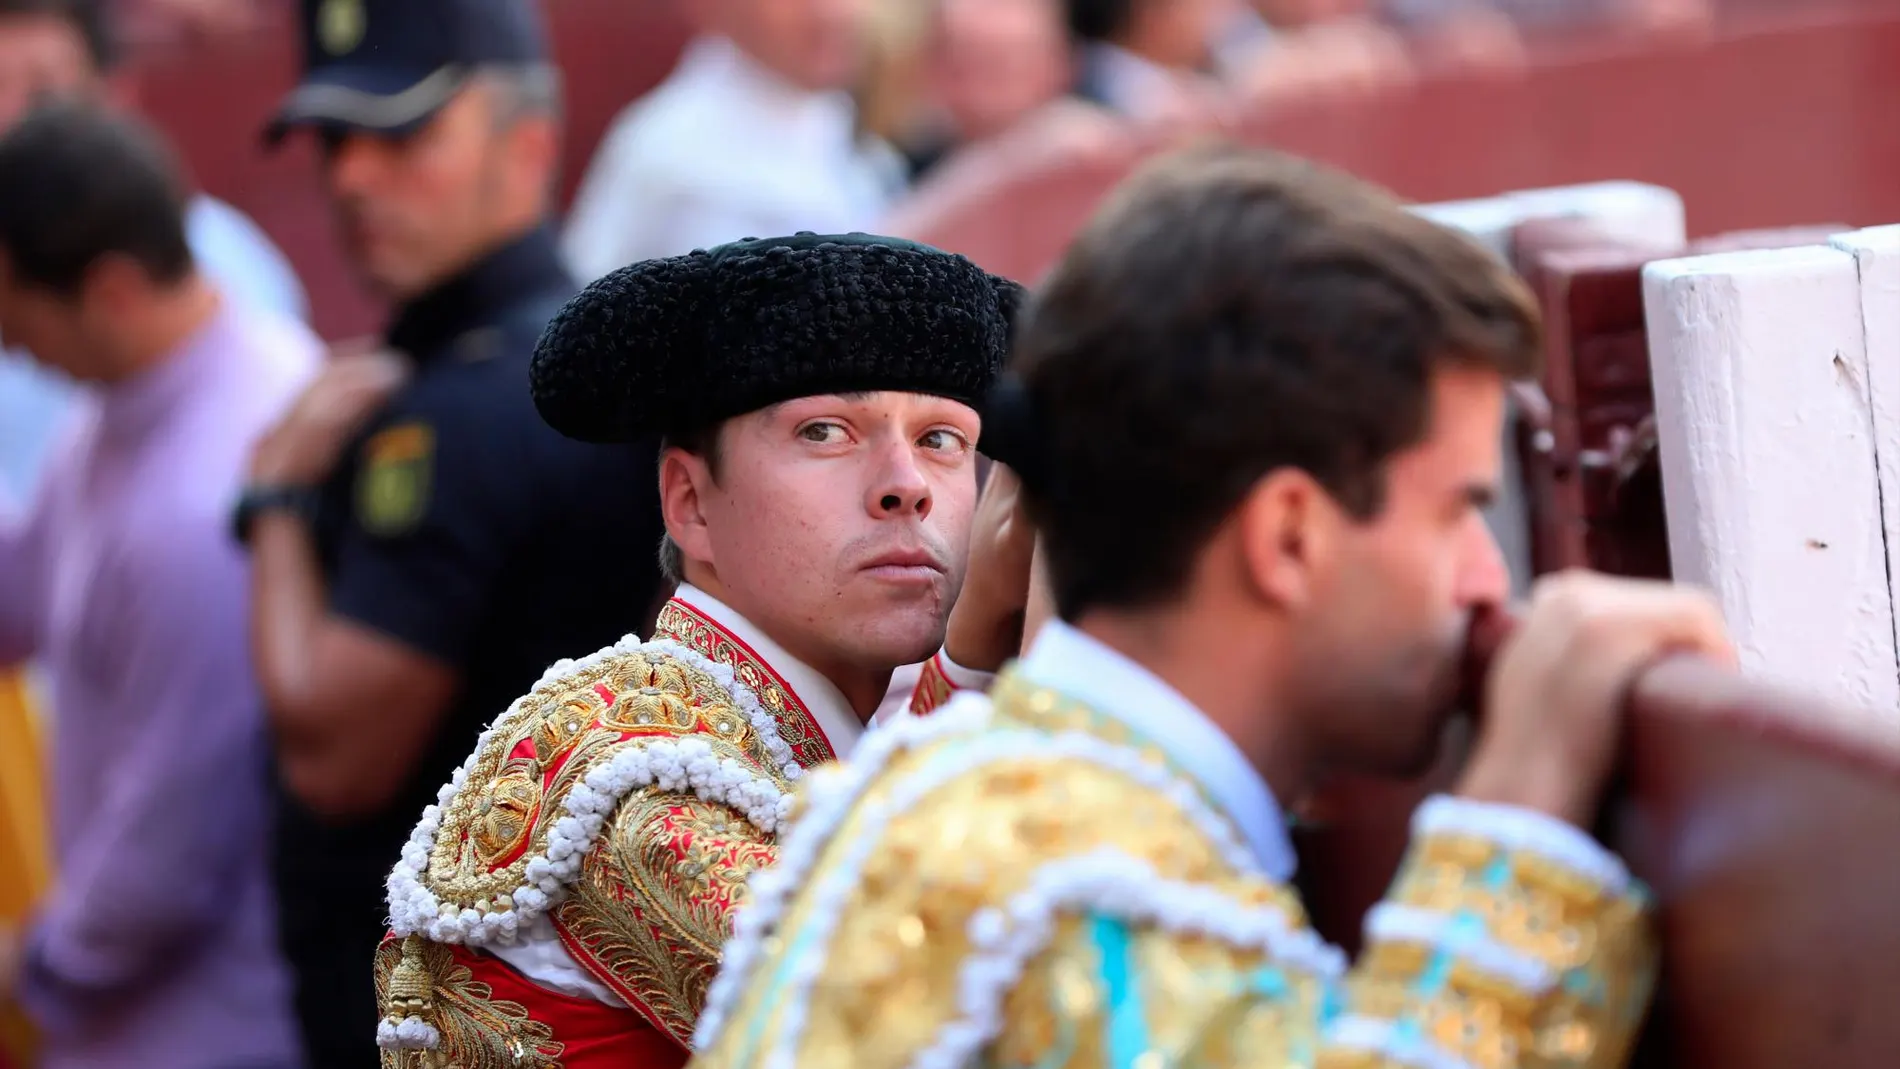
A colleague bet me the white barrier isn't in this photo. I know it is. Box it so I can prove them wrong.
[1644,230,1899,709]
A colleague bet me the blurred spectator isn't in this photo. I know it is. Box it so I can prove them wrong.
[1382,0,1711,35]
[1216,0,1422,104]
[0,0,308,505]
[0,100,317,1069]
[1067,0,1233,122]
[853,0,932,150]
[255,1,665,1064]
[561,0,904,280]
[116,0,263,44]
[899,0,1077,180]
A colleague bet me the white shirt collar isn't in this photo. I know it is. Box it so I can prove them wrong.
[1016,619,1297,880]
[671,583,865,757]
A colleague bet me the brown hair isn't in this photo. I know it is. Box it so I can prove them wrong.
[1009,143,1541,618]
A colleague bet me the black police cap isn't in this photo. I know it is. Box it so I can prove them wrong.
[266,0,552,143]
[530,233,1026,445]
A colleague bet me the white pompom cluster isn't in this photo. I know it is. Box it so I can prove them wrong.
[384,634,803,944]
[694,693,997,1052]
[1414,796,1631,896]
[1328,1015,1480,1069]
[696,703,1271,1069]
[375,1015,441,1052]
[909,849,1348,1069]
[1364,903,1554,994]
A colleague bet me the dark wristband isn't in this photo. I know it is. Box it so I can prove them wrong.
[232,484,320,547]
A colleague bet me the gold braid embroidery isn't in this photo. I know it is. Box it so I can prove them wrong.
[374,935,564,1069]
[909,655,959,717]
[560,792,779,1046]
[391,600,838,1052]
[654,601,837,767]
[418,648,765,911]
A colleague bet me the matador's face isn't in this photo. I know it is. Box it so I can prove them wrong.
[663,390,982,681]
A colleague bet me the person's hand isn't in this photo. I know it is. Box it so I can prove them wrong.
[943,464,1037,672]
[1457,570,1735,826]
[249,347,410,487]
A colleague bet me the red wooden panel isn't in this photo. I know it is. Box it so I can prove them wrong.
[1508,220,1845,577]
[1612,704,1900,1066]
[1298,612,1900,1069]
[1511,225,1661,574]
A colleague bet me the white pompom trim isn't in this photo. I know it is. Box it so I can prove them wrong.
[1414,796,1631,896]
[905,849,1347,1069]
[1363,904,1554,994]
[694,692,996,1051]
[1326,1014,1479,1069]
[385,634,803,945]
[375,1016,442,1051]
[694,698,1267,1062]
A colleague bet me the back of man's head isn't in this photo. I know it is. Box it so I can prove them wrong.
[1005,144,1540,620]
[0,99,192,298]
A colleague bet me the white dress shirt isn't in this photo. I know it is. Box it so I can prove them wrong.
[1014,618,1299,881]
[560,37,905,283]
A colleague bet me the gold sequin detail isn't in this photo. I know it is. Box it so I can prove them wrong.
[372,935,564,1069]
[692,667,1657,1069]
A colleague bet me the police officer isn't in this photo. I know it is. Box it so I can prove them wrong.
[237,1,664,1065]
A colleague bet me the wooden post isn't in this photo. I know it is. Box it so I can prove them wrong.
[1643,244,1899,707]
[1412,179,1686,259]
[1831,225,1900,697]
[1413,181,1685,592]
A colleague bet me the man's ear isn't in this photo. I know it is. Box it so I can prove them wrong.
[659,446,717,573]
[1234,468,1339,611]
[505,115,560,205]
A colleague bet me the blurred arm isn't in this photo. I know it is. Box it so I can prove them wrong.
[250,510,457,821]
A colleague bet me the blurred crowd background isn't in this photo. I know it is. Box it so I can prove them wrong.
[0,1,1895,1067]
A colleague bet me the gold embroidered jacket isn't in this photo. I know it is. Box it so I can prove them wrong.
[691,672,1658,1069]
[375,599,852,1067]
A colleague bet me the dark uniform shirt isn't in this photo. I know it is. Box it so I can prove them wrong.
[269,227,665,1068]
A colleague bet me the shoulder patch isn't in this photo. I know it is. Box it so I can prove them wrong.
[316,0,365,56]
[356,422,434,536]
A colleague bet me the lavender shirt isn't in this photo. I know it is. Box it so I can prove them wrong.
[0,301,318,1069]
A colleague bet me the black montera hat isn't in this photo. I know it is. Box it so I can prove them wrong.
[530,233,1024,444]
